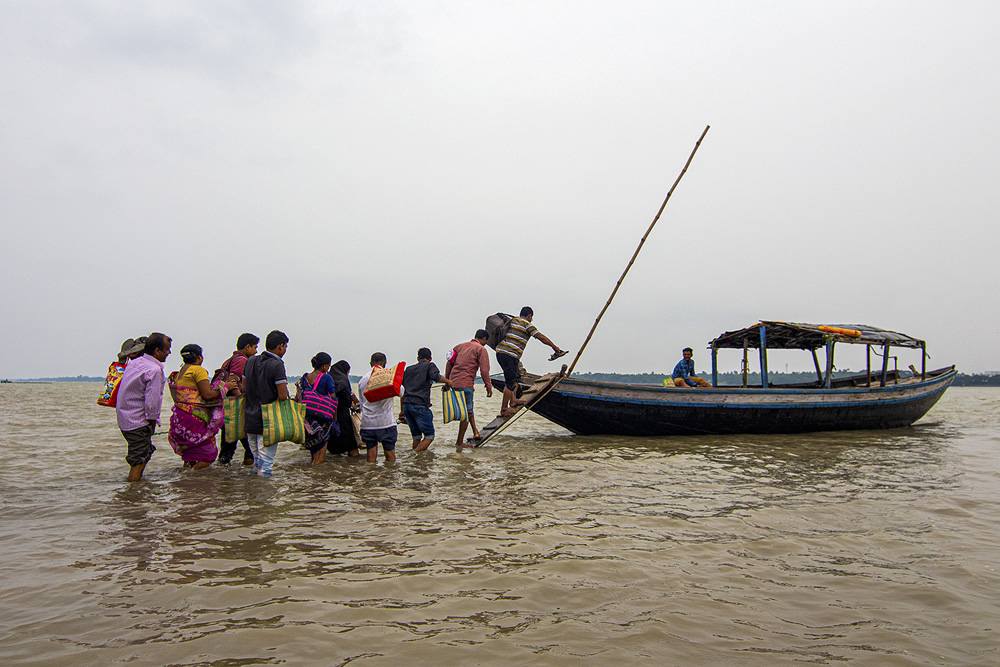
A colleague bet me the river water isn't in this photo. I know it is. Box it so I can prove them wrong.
[1,383,998,665]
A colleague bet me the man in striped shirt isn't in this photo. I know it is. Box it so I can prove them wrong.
[496,306,565,416]
[115,332,172,482]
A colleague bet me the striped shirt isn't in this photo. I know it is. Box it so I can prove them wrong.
[115,353,166,431]
[496,317,538,360]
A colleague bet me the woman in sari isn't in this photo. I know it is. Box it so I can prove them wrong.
[327,359,360,457]
[295,352,338,465]
[168,344,235,469]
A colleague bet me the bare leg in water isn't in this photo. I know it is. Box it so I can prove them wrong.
[456,414,481,447]
[367,445,396,463]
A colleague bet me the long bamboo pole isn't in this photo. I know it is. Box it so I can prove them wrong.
[565,124,710,377]
[479,126,711,447]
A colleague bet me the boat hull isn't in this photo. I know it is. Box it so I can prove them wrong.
[526,370,956,437]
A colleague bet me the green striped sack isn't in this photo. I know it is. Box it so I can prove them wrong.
[223,396,246,443]
[441,387,469,424]
[261,399,307,447]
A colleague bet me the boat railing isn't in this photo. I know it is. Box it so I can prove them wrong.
[746,366,955,390]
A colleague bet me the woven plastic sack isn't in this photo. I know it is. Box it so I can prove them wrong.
[261,399,306,447]
[441,387,469,424]
[222,396,245,443]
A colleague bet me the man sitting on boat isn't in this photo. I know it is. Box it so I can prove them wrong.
[671,348,711,388]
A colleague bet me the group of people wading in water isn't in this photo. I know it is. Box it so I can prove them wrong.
[108,307,567,481]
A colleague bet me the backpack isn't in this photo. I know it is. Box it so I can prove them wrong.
[485,312,514,350]
[212,355,243,393]
[212,355,234,384]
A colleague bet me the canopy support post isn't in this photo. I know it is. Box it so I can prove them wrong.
[866,344,872,389]
[811,349,823,385]
[711,344,718,387]
[921,343,926,380]
[742,340,749,388]
[759,325,769,388]
[880,344,890,387]
[825,340,835,388]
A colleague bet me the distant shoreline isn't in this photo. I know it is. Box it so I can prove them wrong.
[3,377,101,383]
[4,371,999,386]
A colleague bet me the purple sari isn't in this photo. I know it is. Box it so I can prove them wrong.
[168,369,228,463]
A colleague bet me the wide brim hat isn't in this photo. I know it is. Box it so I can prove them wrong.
[118,337,147,361]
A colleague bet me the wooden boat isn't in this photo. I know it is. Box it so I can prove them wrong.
[499,321,956,438]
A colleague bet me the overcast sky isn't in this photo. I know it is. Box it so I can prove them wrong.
[2,1,998,380]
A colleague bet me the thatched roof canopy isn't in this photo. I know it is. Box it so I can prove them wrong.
[709,321,926,351]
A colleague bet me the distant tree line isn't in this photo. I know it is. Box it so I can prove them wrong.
[950,373,1000,387]
[572,371,1000,387]
[5,372,999,386]
[7,373,369,383]
[4,375,101,383]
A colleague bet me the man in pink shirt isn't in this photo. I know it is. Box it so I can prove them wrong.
[445,329,494,447]
[115,332,171,481]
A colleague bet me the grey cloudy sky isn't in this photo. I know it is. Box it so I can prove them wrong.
[2,1,998,379]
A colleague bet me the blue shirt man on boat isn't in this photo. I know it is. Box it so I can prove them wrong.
[672,348,711,388]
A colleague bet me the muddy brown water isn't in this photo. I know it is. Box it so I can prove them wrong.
[1,383,998,665]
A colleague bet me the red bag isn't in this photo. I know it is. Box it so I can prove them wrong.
[362,362,405,402]
[97,361,127,407]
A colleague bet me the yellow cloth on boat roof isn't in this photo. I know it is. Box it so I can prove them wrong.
[818,326,862,338]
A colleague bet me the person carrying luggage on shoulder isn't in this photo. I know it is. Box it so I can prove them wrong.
[119,337,147,364]
[243,330,289,477]
[97,336,147,408]
[445,329,493,447]
[217,332,258,466]
[399,347,452,453]
[496,306,566,417]
[358,352,399,463]
[116,333,172,482]
[167,343,236,470]
[326,360,361,457]
[296,352,338,465]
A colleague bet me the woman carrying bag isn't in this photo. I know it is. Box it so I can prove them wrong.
[167,344,238,470]
[295,352,339,465]
[326,359,361,457]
